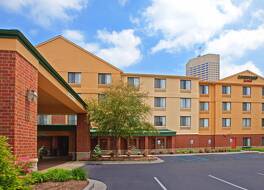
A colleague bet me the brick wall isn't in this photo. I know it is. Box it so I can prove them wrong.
[0,50,38,161]
[76,113,90,160]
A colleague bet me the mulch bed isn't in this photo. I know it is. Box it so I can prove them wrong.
[32,180,88,190]
[92,155,157,161]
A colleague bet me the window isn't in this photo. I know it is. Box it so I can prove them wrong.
[38,115,51,125]
[154,78,166,89]
[154,116,166,126]
[222,86,231,95]
[222,118,231,128]
[154,97,166,108]
[243,137,251,147]
[68,115,77,125]
[243,118,251,128]
[262,87,264,96]
[200,118,209,128]
[242,102,251,112]
[200,102,209,111]
[180,80,191,90]
[127,77,140,88]
[222,102,231,112]
[243,86,251,96]
[98,73,112,85]
[180,116,191,127]
[262,137,264,146]
[180,98,191,109]
[200,85,209,95]
[262,103,264,112]
[68,72,81,84]
[262,119,264,128]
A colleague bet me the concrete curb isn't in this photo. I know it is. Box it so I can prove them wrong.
[86,157,164,165]
[155,151,261,157]
[84,179,107,190]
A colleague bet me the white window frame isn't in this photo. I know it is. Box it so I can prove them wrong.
[154,78,166,89]
[222,118,231,128]
[180,98,191,109]
[222,102,231,112]
[242,102,251,112]
[180,80,191,90]
[200,85,209,95]
[128,77,140,88]
[154,116,166,127]
[68,72,81,84]
[98,73,112,85]
[243,86,251,96]
[222,85,231,95]
[180,116,191,127]
[243,118,251,128]
[154,97,166,108]
[200,102,209,111]
[200,118,209,128]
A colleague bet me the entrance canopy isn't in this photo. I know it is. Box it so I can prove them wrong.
[0,29,87,114]
[90,128,176,137]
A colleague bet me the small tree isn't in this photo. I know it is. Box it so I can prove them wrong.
[0,136,29,189]
[87,83,156,156]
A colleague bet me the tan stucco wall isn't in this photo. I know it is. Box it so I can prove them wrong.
[0,38,85,113]
[37,37,123,102]
[199,71,264,136]
[122,74,200,134]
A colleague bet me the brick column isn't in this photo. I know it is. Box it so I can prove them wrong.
[76,113,91,160]
[171,136,175,152]
[144,136,149,155]
[0,50,38,170]
[117,137,121,155]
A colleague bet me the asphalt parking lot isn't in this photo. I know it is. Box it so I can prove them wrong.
[84,153,264,190]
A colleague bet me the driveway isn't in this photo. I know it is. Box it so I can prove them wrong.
[84,153,264,190]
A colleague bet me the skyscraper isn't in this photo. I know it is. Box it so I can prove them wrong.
[186,54,220,81]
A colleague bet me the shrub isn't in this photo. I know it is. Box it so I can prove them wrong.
[0,136,29,190]
[93,144,102,158]
[31,168,87,184]
[71,168,87,180]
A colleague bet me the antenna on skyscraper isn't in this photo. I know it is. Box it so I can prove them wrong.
[197,46,202,57]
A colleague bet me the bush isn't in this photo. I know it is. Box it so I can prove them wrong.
[71,168,87,180]
[0,136,29,190]
[31,168,87,184]
[93,144,102,158]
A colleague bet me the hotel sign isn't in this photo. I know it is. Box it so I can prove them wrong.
[237,75,258,82]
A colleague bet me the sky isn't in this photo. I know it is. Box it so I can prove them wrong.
[1,0,264,78]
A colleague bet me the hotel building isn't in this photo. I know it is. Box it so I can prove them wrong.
[186,54,220,81]
[36,35,264,153]
[1,30,264,166]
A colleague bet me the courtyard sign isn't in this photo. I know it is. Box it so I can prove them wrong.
[237,75,258,82]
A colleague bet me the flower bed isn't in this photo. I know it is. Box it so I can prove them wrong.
[31,168,88,190]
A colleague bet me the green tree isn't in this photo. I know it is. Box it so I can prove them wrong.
[0,136,29,190]
[87,83,156,155]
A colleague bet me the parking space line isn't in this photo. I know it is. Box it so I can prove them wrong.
[208,174,248,190]
[257,172,264,176]
[154,177,167,190]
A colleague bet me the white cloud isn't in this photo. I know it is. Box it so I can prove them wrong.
[0,0,87,27]
[252,9,264,23]
[118,0,128,6]
[204,26,264,59]
[221,61,262,78]
[142,0,251,53]
[63,29,142,68]
[203,26,264,77]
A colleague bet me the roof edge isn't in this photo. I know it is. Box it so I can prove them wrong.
[36,35,124,73]
[0,29,87,109]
